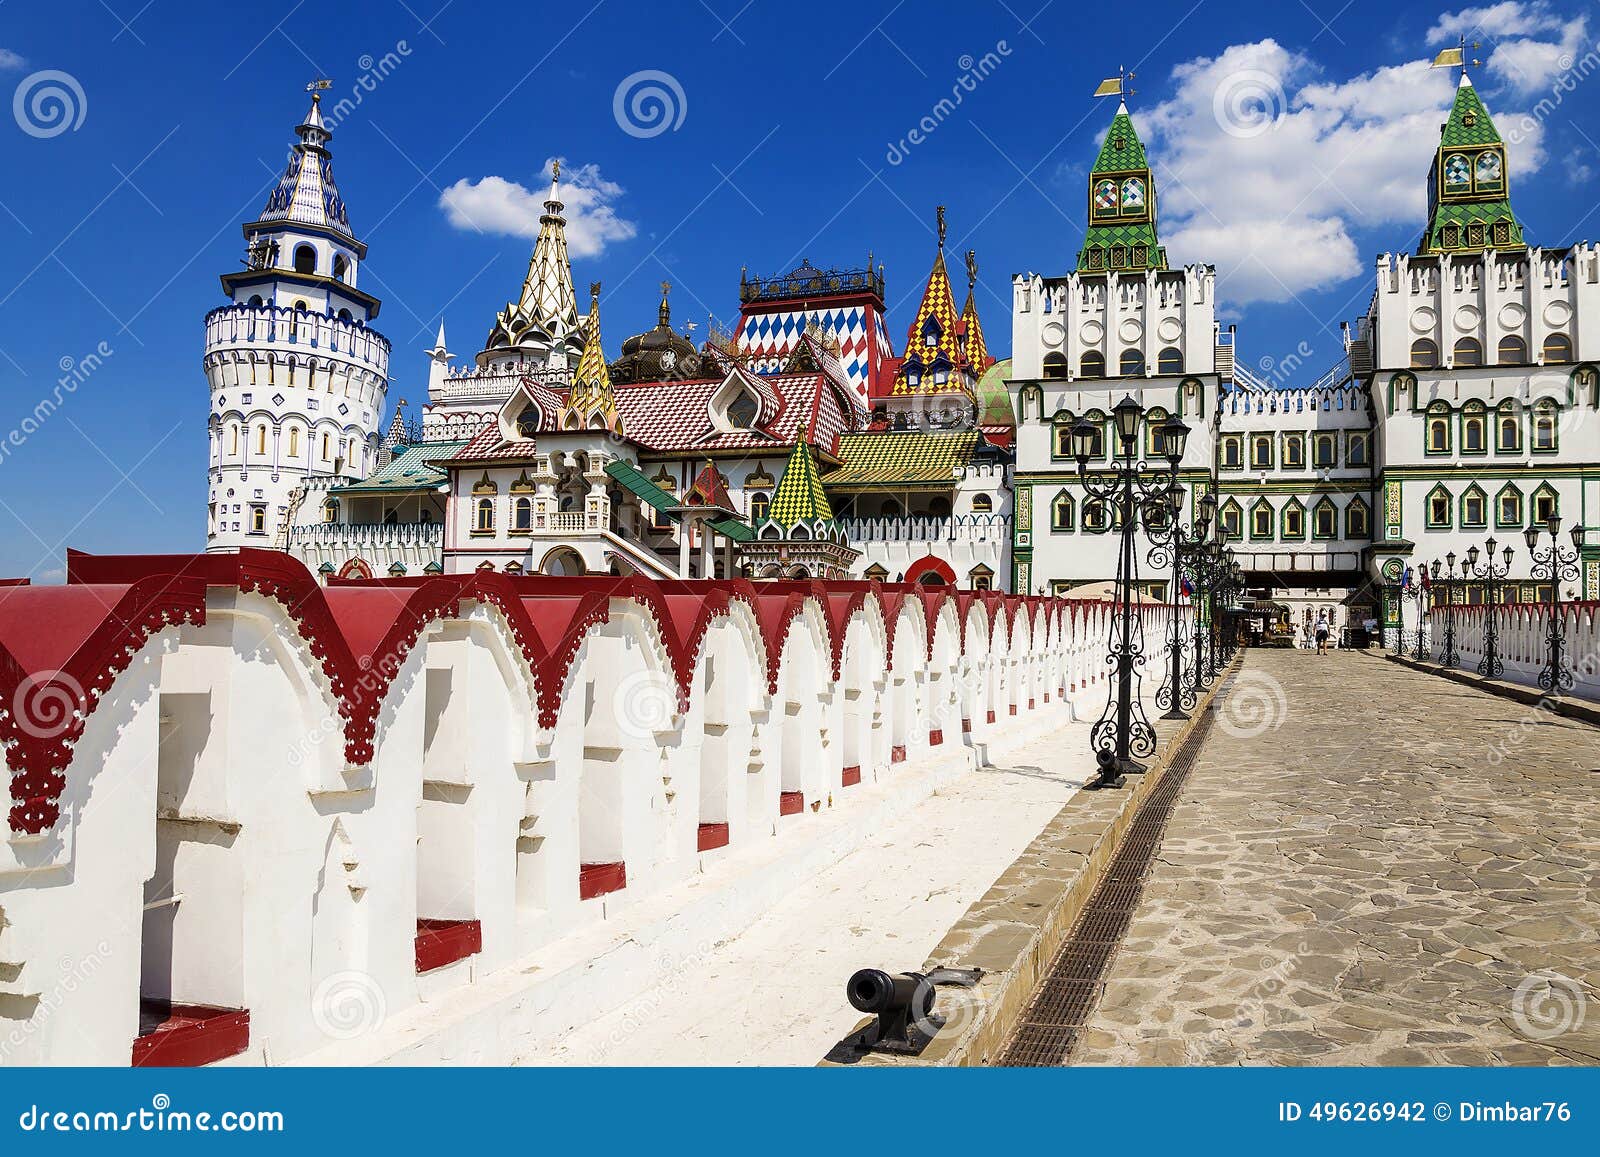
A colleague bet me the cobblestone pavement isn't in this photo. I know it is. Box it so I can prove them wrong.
[1072,649,1600,1066]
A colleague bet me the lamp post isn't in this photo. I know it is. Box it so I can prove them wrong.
[1431,555,1460,667]
[1071,398,1187,789]
[1524,517,1583,696]
[1411,566,1430,662]
[1461,537,1514,679]
[1147,486,1211,720]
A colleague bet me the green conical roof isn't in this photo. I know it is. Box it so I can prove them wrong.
[1417,77,1524,256]
[1076,103,1167,274]
[769,441,834,525]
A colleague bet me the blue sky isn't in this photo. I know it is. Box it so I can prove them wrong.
[1,0,1596,577]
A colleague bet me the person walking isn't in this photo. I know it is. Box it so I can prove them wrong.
[1314,610,1330,656]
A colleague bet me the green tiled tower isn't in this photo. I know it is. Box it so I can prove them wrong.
[1075,103,1168,274]
[1417,75,1525,255]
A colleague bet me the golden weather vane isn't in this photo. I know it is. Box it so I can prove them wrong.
[1431,35,1481,76]
[1093,64,1136,100]
[306,77,333,93]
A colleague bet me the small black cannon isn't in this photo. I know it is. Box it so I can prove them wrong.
[837,966,983,1058]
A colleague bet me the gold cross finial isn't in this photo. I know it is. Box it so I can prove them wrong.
[552,158,561,181]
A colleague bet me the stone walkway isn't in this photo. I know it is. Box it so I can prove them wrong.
[1071,649,1600,1066]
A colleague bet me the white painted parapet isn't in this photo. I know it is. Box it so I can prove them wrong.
[0,550,1189,1067]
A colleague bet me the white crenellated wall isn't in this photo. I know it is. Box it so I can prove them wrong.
[1,574,1189,1068]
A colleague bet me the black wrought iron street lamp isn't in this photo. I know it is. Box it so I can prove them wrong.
[1462,537,1514,679]
[1524,517,1584,695]
[1146,486,1212,721]
[1072,398,1187,790]
[1430,555,1460,667]
[1411,567,1431,662]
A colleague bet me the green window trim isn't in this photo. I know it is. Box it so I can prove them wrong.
[1281,433,1307,471]
[1460,486,1488,529]
[1531,405,1559,453]
[1249,434,1274,471]
[1050,489,1075,533]
[1083,498,1109,533]
[1281,500,1307,540]
[1532,486,1559,524]
[1312,499,1338,539]
[1459,408,1488,456]
[1424,408,1453,456]
[1249,500,1274,541]
[1495,409,1523,454]
[1346,431,1371,466]
[1345,499,1371,540]
[1425,484,1452,529]
[1495,484,1523,529]
[1311,433,1338,469]
[1219,434,1244,470]
[1219,500,1244,541]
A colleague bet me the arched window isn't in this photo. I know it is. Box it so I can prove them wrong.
[228,424,239,455]
[322,499,339,523]
[1410,339,1438,369]
[516,404,540,438]
[921,318,940,348]
[1497,335,1527,364]
[1461,485,1487,528]
[1426,485,1451,529]
[332,254,349,282]
[1282,434,1305,470]
[475,497,495,533]
[1082,411,1106,459]
[1425,406,1451,454]
[1496,484,1523,528]
[1075,351,1101,379]
[1282,501,1305,540]
[1312,498,1337,539]
[1533,401,1558,451]
[878,499,901,518]
[513,496,533,531]
[1051,490,1075,532]
[1118,348,1145,376]
[1082,499,1107,532]
[1144,407,1169,457]
[1453,337,1483,367]
[320,432,331,460]
[1156,347,1182,375]
[256,425,268,455]
[1219,500,1243,541]
[1461,402,1487,454]
[748,491,770,521]
[293,245,316,275]
[1220,435,1242,469]
[971,494,993,513]
[928,496,951,518]
[1533,485,1559,524]
[1250,501,1273,540]
[1495,405,1522,453]
[728,392,759,429]
[1542,332,1573,363]
[287,427,300,456]
[1345,497,1370,540]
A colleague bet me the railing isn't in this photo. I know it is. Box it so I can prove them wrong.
[840,514,1009,544]
[205,303,391,370]
[1427,601,1600,701]
[289,521,444,547]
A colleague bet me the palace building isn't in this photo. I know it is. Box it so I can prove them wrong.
[215,73,1598,635]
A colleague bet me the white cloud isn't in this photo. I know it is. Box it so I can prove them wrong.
[1142,39,1548,307]
[438,158,637,259]
[1429,2,1590,92]
[0,48,26,70]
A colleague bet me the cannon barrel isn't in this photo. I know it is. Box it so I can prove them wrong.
[847,968,935,1021]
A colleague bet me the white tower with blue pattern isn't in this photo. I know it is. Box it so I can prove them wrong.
[204,89,390,551]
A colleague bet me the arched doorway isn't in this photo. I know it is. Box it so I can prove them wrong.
[904,555,957,587]
[540,547,586,576]
[336,557,373,580]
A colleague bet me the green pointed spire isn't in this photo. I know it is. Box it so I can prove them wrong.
[1418,76,1524,255]
[768,441,834,525]
[1076,104,1167,274]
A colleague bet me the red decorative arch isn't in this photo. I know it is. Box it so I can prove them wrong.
[903,555,957,587]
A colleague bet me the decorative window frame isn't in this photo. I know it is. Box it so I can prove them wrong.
[1495,482,1523,529]
[1459,402,1488,456]
[1219,498,1244,541]
[1425,483,1452,529]
[1281,431,1307,471]
[1424,404,1453,456]
[1281,498,1307,541]
[1249,433,1274,471]
[1050,489,1075,533]
[1249,498,1274,541]
[1311,432,1338,469]
[1459,484,1488,529]
[1345,496,1371,541]
[1219,434,1244,471]
[1311,497,1338,540]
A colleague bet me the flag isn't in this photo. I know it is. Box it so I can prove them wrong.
[1431,47,1463,70]
[1401,565,1413,590]
[1420,566,1431,590]
[1093,76,1124,98]
[1180,575,1193,598]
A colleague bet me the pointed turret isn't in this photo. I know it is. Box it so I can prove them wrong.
[1076,102,1167,273]
[892,206,975,399]
[426,321,454,395]
[484,160,581,361]
[256,91,356,243]
[768,440,835,526]
[959,248,992,375]
[558,282,622,435]
[1417,74,1524,255]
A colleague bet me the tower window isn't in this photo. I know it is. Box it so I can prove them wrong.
[1076,351,1102,379]
[1118,349,1145,376]
[1453,337,1483,367]
[1410,339,1438,369]
[1542,333,1572,363]
[332,254,349,282]
[1156,347,1182,375]
[1498,335,1527,364]
[293,245,316,275]
[249,505,267,534]
[256,426,268,455]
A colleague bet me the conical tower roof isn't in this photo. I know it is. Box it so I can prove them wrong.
[486,162,580,353]
[1417,75,1525,255]
[769,440,834,525]
[1075,103,1166,273]
[960,249,992,377]
[256,92,356,242]
[892,207,974,398]
[559,282,621,434]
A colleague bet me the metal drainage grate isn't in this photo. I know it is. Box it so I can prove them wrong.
[997,671,1234,1067]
